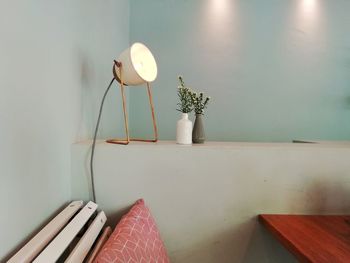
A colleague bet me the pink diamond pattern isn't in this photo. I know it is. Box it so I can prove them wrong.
[94,199,170,263]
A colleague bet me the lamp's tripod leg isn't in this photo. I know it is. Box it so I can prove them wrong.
[106,66,130,145]
[131,83,158,142]
[120,82,130,143]
[147,82,158,142]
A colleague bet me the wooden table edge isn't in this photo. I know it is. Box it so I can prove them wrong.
[258,214,312,263]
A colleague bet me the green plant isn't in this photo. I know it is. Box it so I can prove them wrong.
[177,76,193,113]
[190,91,210,115]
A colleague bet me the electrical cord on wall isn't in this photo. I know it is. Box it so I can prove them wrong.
[90,78,115,203]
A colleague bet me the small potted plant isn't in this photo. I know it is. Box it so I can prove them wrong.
[176,76,193,144]
[190,91,210,143]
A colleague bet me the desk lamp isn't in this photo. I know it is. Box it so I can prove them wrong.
[90,43,158,202]
[110,42,158,144]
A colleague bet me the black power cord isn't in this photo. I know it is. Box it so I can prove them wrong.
[90,78,115,203]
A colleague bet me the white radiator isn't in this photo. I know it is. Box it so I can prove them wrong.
[7,201,106,263]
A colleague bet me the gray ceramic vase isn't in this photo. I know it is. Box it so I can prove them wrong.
[192,114,205,143]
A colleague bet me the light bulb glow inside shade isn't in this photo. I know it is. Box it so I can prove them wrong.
[130,43,157,83]
[115,42,157,86]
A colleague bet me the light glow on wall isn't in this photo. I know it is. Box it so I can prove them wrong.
[287,0,325,68]
[193,0,238,73]
[302,0,317,15]
[295,0,320,29]
[202,0,235,38]
[211,0,230,16]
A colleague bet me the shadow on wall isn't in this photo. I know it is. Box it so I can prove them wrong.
[291,177,350,214]
[343,50,350,110]
[167,217,296,263]
[243,178,350,263]
[106,204,133,229]
[167,219,256,263]
[77,50,95,140]
[167,177,350,263]
[345,96,350,109]
[242,222,297,263]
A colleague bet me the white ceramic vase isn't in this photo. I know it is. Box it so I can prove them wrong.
[176,113,192,145]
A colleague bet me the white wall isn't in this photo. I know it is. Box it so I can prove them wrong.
[0,1,129,260]
[72,141,350,263]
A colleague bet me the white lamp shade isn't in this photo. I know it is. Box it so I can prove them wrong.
[115,42,158,86]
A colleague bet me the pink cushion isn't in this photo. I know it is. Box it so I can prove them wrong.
[94,199,170,263]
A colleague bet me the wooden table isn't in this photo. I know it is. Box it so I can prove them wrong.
[259,214,350,263]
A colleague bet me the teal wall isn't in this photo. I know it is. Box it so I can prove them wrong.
[129,0,350,142]
[0,0,129,260]
[1,0,350,260]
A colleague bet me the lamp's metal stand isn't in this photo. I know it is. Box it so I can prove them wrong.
[106,61,158,145]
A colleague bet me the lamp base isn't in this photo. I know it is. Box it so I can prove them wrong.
[106,139,129,145]
[106,138,158,145]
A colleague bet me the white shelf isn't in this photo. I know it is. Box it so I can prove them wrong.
[74,139,350,149]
